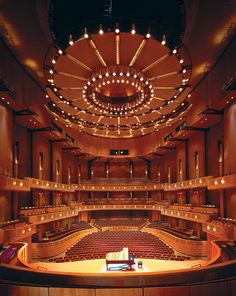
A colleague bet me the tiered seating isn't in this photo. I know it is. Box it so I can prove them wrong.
[92,219,148,229]
[49,231,190,262]
[146,221,199,240]
[71,221,93,231]
[37,221,93,242]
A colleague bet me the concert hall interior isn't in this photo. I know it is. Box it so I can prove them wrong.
[0,0,236,295]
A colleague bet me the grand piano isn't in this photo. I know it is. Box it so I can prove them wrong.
[106,247,135,271]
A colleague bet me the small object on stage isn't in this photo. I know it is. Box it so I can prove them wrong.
[137,261,143,269]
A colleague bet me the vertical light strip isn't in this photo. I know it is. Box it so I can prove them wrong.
[116,34,120,65]
[89,39,107,67]
[129,39,147,67]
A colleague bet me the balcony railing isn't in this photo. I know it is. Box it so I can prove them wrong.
[26,209,78,225]
[0,176,30,191]
[0,223,36,243]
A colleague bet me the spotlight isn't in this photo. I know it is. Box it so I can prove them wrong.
[161,34,166,45]
[146,28,151,39]
[84,28,89,39]
[99,24,104,35]
[115,23,120,34]
[172,48,177,54]
[69,34,74,46]
[131,24,136,35]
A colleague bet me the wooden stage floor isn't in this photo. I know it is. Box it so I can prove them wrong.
[30,258,206,274]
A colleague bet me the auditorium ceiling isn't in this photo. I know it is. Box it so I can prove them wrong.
[0,0,235,143]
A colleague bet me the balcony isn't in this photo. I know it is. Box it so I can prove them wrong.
[202,221,235,240]
[207,174,236,190]
[26,209,78,225]
[163,176,212,191]
[0,223,36,243]
[160,208,215,223]
[0,176,30,191]
[25,177,77,192]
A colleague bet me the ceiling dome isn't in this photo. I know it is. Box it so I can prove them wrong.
[45,31,191,138]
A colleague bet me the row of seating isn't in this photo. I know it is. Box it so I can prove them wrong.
[91,219,148,229]
[35,221,93,242]
[48,230,190,263]
[146,221,199,240]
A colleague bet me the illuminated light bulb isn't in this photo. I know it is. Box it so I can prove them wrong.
[221,179,225,184]
[161,34,166,45]
[172,48,177,54]
[115,23,120,34]
[180,58,184,64]
[99,24,104,35]
[52,58,56,64]
[146,31,151,39]
[182,69,187,74]
[58,49,63,55]
[69,34,74,46]
[131,24,136,35]
[49,69,53,74]
[84,28,89,39]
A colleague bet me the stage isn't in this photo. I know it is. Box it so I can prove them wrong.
[30,257,206,274]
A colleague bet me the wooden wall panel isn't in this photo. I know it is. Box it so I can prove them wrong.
[224,103,236,175]
[161,152,176,183]
[225,189,236,219]
[0,105,13,177]
[188,132,205,179]
[33,134,50,180]
[52,143,62,182]
[8,285,48,296]
[133,160,147,178]
[109,162,129,178]
[189,281,230,296]
[62,152,77,184]
[14,124,30,178]
[50,288,94,296]
[96,288,142,296]
[176,142,186,181]
[206,123,223,177]
[0,191,11,222]
[144,286,189,296]
[93,161,105,178]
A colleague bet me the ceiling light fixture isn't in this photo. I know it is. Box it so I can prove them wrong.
[69,34,74,45]
[84,27,89,39]
[131,24,136,35]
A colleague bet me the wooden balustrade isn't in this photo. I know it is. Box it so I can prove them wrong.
[31,228,97,258]
[207,174,236,190]
[169,204,219,214]
[25,177,77,192]
[202,222,235,240]
[144,228,208,257]
[0,176,30,191]
[0,223,36,243]
[163,176,212,191]
[161,208,213,223]
[26,209,78,225]
[77,183,165,191]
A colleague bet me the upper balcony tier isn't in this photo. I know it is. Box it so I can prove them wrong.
[0,175,236,192]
